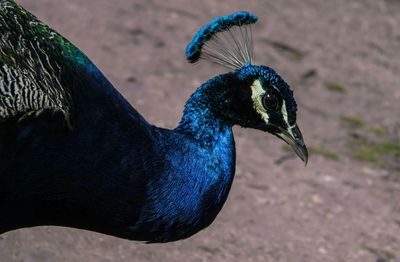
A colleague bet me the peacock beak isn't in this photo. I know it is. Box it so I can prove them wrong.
[277,124,308,165]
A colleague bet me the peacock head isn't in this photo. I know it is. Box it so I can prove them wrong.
[186,11,308,163]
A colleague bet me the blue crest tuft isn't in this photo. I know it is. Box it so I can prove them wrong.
[186,11,258,64]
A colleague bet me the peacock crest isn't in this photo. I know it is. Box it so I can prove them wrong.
[185,11,257,69]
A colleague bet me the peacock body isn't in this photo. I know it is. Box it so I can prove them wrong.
[0,1,307,243]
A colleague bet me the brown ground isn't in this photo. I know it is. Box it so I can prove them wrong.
[1,0,400,261]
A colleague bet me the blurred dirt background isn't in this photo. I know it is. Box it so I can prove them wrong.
[1,0,400,261]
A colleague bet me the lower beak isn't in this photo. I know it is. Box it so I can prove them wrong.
[277,124,308,165]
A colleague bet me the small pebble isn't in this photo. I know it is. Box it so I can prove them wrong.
[318,247,327,255]
[312,194,323,204]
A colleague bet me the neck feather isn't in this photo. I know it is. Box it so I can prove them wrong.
[176,76,232,145]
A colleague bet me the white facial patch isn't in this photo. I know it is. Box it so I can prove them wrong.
[282,100,297,137]
[250,79,269,124]
[281,100,289,126]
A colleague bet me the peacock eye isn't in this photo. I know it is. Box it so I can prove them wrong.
[262,93,279,111]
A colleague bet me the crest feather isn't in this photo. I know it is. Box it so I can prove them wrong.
[186,11,258,69]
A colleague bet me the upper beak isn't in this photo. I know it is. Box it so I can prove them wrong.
[277,124,308,165]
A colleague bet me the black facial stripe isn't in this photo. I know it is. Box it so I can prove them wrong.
[268,111,288,130]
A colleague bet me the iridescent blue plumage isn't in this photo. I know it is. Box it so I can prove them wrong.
[0,2,307,243]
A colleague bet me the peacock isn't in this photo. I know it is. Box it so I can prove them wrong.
[0,0,308,243]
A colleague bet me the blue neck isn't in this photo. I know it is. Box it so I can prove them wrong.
[132,80,236,242]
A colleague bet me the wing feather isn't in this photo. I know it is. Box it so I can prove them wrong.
[0,0,86,123]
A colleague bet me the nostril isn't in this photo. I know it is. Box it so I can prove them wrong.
[292,125,303,141]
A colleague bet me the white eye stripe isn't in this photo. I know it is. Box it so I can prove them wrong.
[250,79,269,124]
[281,100,289,126]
